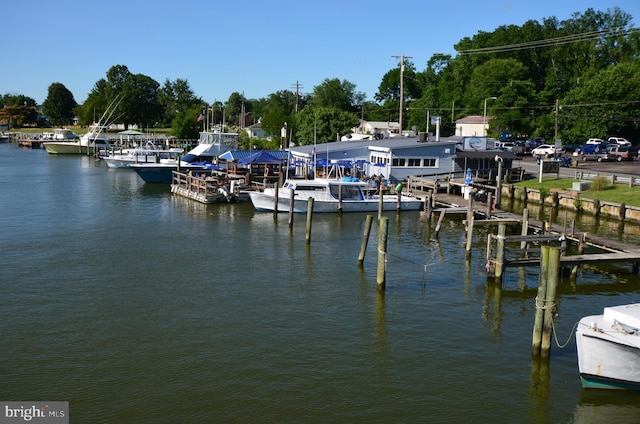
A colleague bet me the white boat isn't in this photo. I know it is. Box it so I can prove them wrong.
[43,126,110,155]
[103,143,184,169]
[576,303,640,390]
[249,177,422,213]
[130,131,238,183]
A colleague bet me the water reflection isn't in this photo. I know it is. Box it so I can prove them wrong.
[569,390,640,424]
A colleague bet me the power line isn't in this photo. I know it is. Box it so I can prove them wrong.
[457,27,639,55]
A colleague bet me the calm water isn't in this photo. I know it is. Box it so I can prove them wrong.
[1,143,639,423]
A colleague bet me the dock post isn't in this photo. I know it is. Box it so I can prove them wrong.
[273,183,280,214]
[288,188,295,227]
[486,193,492,217]
[541,246,560,358]
[358,215,374,267]
[434,210,446,236]
[305,198,314,244]
[378,189,384,219]
[494,223,506,281]
[571,232,586,278]
[532,246,550,356]
[465,214,474,260]
[520,208,529,251]
[377,217,389,290]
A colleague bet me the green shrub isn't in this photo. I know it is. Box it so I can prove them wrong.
[591,176,613,191]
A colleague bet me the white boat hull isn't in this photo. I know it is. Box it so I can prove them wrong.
[43,142,89,154]
[249,190,422,213]
[576,303,640,390]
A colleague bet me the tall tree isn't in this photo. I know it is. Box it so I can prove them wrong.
[41,83,77,126]
[310,78,364,113]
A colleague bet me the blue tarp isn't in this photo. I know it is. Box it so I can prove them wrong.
[237,150,284,164]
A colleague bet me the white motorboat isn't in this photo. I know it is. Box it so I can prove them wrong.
[576,303,640,390]
[130,131,238,183]
[103,143,184,169]
[43,127,110,155]
[249,177,422,213]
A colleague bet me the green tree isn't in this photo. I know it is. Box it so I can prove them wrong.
[41,83,77,126]
[157,78,201,127]
[294,107,359,145]
[171,104,203,139]
[560,59,640,143]
[310,78,364,113]
[0,94,38,127]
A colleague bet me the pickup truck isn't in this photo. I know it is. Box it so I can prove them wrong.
[606,144,638,161]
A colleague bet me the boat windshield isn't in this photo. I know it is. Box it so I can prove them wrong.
[329,184,364,200]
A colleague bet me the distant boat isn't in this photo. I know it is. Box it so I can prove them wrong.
[249,177,422,213]
[43,126,110,155]
[130,131,238,183]
[103,143,184,169]
[0,133,9,143]
[576,303,640,390]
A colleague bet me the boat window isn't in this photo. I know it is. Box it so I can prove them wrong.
[329,184,363,200]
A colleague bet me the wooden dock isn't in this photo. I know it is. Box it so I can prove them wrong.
[170,170,250,204]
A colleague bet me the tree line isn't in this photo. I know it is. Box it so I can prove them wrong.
[2,7,640,147]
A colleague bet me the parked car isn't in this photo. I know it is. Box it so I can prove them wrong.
[512,140,526,155]
[607,137,632,146]
[525,137,545,152]
[562,143,583,153]
[580,143,605,154]
[531,144,557,158]
[582,149,615,162]
[585,137,604,145]
[606,144,638,161]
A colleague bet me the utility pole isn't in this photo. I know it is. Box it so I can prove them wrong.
[391,54,412,134]
[554,99,559,140]
[291,81,303,113]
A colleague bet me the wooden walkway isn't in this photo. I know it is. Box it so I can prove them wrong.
[421,188,640,274]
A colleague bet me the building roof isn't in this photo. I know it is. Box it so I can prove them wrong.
[455,115,486,124]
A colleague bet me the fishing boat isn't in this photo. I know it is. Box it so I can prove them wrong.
[43,127,110,155]
[130,131,238,183]
[249,177,422,213]
[43,96,122,155]
[102,143,184,169]
[576,303,640,390]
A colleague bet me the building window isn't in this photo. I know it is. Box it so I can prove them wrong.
[424,158,437,167]
[408,158,421,166]
[392,158,406,166]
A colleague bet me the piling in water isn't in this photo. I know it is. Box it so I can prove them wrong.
[305,198,314,244]
[358,215,374,267]
[377,217,389,290]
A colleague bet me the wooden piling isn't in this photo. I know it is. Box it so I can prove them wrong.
[305,198,314,244]
[486,193,493,217]
[520,208,529,250]
[494,223,506,281]
[532,246,550,356]
[378,189,384,219]
[434,210,446,236]
[288,188,295,227]
[358,215,374,267]
[465,214,474,260]
[541,246,560,358]
[273,182,279,214]
[377,217,389,290]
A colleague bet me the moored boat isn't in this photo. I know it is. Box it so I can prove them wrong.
[103,143,184,169]
[43,127,109,155]
[249,177,422,213]
[576,303,640,390]
[130,131,238,183]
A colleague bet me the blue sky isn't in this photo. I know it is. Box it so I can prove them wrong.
[3,0,640,105]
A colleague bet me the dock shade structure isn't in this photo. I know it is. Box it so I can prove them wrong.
[454,150,521,180]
